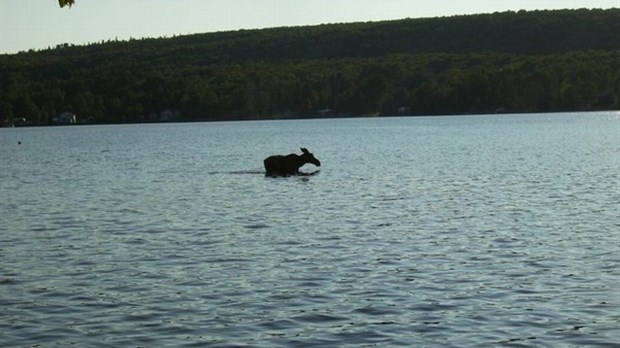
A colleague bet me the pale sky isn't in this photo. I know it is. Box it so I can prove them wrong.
[1,0,618,54]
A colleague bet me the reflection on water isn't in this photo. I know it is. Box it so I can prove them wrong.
[1,112,619,347]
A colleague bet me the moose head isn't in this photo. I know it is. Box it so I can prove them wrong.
[299,147,321,167]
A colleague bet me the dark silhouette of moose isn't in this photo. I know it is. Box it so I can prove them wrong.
[264,148,321,176]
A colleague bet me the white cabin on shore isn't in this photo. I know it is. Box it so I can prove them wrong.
[52,112,77,125]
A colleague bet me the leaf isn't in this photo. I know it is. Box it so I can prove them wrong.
[59,0,75,8]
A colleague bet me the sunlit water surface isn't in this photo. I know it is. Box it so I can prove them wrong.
[1,112,619,347]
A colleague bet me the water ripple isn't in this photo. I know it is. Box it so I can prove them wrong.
[1,113,618,347]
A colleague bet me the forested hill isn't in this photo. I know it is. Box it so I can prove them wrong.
[1,9,619,125]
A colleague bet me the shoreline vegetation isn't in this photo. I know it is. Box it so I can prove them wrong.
[1,9,619,126]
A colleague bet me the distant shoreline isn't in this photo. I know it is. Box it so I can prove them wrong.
[3,110,618,128]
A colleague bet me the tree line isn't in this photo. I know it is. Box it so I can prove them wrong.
[1,9,619,125]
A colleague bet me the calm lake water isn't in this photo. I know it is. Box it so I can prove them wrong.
[1,112,619,347]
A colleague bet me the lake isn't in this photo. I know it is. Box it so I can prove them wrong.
[1,112,619,347]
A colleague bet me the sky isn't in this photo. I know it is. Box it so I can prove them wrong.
[1,0,619,54]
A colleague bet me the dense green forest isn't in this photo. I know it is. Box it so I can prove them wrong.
[1,9,619,125]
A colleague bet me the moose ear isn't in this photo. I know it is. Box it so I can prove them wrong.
[301,147,309,154]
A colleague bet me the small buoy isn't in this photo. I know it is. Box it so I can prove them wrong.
[17,141,21,145]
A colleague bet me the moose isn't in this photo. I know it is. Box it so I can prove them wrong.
[264,148,321,176]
